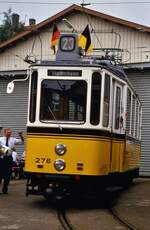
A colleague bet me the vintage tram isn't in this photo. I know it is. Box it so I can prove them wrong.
[24,33,142,198]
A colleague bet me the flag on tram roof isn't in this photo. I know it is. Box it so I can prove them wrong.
[51,23,60,54]
[78,24,93,53]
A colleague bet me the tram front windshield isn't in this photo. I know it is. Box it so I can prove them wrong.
[40,80,87,123]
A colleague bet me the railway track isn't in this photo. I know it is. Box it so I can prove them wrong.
[57,208,74,230]
[55,198,140,230]
[109,207,140,230]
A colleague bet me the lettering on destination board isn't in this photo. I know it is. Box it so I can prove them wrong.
[35,158,51,164]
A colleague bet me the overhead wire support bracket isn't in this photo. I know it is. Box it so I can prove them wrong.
[80,0,91,7]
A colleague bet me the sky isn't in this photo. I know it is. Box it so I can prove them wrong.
[0,0,150,27]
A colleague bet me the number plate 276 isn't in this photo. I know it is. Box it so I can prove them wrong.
[35,158,51,164]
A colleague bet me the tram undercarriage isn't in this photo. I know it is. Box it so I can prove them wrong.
[26,169,139,199]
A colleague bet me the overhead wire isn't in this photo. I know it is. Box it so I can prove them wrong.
[80,4,125,64]
[7,50,25,61]
[29,33,43,61]
[0,1,150,5]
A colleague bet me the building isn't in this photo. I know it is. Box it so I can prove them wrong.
[0,4,150,175]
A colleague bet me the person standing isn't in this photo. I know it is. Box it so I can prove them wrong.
[12,147,19,164]
[0,128,24,194]
[11,147,19,179]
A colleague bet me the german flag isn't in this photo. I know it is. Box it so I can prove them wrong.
[78,24,93,53]
[50,24,60,54]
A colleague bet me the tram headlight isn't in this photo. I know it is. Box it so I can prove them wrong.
[54,159,66,171]
[55,144,66,155]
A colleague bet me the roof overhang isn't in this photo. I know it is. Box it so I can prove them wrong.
[124,62,150,70]
[0,69,27,78]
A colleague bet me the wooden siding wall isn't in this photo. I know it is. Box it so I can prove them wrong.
[0,12,150,71]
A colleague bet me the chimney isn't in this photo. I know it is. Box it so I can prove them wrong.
[29,18,36,26]
[12,14,19,26]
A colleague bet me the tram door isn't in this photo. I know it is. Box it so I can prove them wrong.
[113,81,123,133]
[111,81,124,172]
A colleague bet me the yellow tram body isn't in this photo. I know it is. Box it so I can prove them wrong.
[25,132,140,175]
[24,33,142,197]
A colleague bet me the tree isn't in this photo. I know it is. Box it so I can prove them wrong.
[0,8,25,42]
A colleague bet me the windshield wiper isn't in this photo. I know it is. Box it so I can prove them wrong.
[48,105,62,131]
[57,80,64,91]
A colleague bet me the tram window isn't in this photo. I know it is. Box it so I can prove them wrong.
[115,86,121,129]
[103,74,110,127]
[126,89,132,134]
[29,71,38,123]
[136,102,141,140]
[135,100,138,138]
[131,96,135,136]
[90,72,101,125]
[138,105,142,139]
[40,80,87,122]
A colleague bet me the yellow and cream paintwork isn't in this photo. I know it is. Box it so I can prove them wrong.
[25,65,141,177]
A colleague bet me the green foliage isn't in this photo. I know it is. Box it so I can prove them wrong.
[0,8,25,42]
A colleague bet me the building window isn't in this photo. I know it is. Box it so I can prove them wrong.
[90,72,101,125]
[29,71,38,123]
[103,74,110,127]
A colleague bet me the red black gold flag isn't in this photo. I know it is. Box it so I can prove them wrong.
[78,24,93,53]
[50,24,60,54]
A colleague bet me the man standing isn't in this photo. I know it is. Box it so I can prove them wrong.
[0,128,24,194]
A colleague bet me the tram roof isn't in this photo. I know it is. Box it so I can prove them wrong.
[31,59,141,101]
[31,59,126,80]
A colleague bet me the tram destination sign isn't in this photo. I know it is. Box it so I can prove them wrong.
[47,70,82,77]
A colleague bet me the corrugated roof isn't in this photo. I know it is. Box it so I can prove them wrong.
[0,4,150,51]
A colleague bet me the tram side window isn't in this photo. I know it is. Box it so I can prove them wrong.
[135,100,138,138]
[136,102,141,140]
[131,96,135,136]
[126,89,132,134]
[103,74,110,127]
[138,105,142,140]
[90,72,101,125]
[115,87,121,129]
[29,71,38,123]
